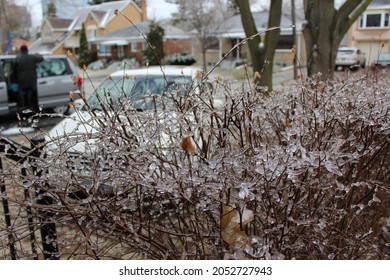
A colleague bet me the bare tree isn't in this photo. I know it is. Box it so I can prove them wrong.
[167,0,232,70]
[302,0,372,79]
[0,0,32,50]
[235,0,282,92]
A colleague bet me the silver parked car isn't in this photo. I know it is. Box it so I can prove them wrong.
[0,55,81,116]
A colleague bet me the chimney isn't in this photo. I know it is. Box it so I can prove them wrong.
[139,0,147,21]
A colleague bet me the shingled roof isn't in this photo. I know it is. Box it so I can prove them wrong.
[369,0,390,8]
[215,11,304,39]
[69,0,136,30]
[45,17,74,30]
[89,21,190,45]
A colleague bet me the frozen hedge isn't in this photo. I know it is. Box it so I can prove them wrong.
[1,70,389,259]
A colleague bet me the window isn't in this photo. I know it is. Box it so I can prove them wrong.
[117,45,124,57]
[366,14,381,27]
[276,35,294,49]
[43,30,52,38]
[131,42,138,52]
[205,37,219,50]
[98,45,111,56]
[87,26,97,41]
[37,59,70,78]
[360,12,390,28]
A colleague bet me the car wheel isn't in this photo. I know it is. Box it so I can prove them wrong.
[350,64,359,71]
[52,104,70,115]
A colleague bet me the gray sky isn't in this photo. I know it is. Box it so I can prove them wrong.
[15,0,349,28]
[15,0,181,27]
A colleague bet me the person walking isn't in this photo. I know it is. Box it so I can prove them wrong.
[14,45,43,114]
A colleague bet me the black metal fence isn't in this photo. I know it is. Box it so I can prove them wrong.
[1,136,59,260]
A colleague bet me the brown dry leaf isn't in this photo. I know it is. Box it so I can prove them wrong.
[71,75,78,85]
[316,81,326,93]
[290,47,297,58]
[254,71,262,81]
[181,135,196,155]
[215,76,223,84]
[221,206,237,230]
[221,206,254,247]
[69,91,75,100]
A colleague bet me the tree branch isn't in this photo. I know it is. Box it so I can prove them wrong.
[337,0,372,35]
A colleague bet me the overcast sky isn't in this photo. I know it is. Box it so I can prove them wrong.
[14,0,180,27]
[147,0,178,20]
[15,0,348,27]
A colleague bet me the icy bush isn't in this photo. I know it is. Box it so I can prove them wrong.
[1,70,389,260]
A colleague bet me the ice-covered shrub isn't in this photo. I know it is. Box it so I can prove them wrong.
[1,70,389,259]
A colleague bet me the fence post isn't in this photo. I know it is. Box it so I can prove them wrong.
[1,136,32,259]
[0,156,17,259]
[31,136,60,260]
[21,149,39,259]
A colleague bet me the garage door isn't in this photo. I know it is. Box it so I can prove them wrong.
[358,41,390,66]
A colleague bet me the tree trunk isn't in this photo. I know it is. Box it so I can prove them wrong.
[303,0,337,79]
[262,0,282,90]
[235,0,282,91]
[202,47,207,70]
[303,0,372,79]
[235,0,262,82]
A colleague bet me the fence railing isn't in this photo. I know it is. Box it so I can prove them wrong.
[1,135,59,260]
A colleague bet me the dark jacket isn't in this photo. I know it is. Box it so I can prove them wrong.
[15,53,43,90]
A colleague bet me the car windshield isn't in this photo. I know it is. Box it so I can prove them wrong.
[86,74,193,111]
[378,53,390,61]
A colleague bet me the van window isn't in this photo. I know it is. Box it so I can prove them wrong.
[37,58,70,77]
[1,61,15,82]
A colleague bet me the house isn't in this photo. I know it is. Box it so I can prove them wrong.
[202,10,306,68]
[347,0,390,65]
[88,21,192,64]
[30,0,147,56]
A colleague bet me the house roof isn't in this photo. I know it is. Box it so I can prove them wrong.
[70,0,137,30]
[45,17,74,31]
[89,21,191,45]
[215,11,304,38]
[29,38,57,55]
[369,0,390,8]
